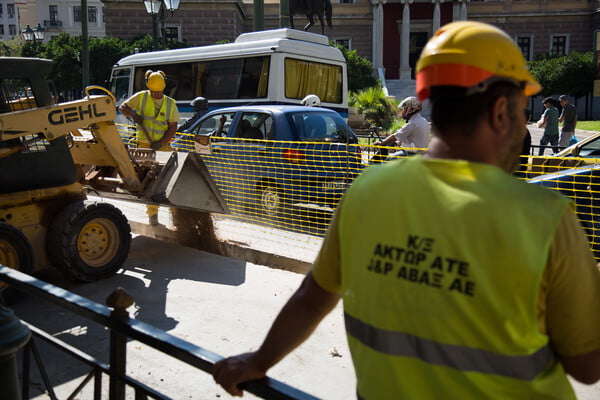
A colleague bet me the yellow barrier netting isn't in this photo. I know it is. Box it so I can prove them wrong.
[116,124,600,262]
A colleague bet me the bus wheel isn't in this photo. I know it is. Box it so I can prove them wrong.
[47,202,131,282]
[0,223,33,303]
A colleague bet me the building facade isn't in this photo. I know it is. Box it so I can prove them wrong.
[0,0,20,40]
[13,0,105,43]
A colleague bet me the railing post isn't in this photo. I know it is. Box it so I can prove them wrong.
[0,305,31,400]
[106,288,134,400]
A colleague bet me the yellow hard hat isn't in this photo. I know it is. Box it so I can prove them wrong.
[416,21,541,101]
[145,70,166,92]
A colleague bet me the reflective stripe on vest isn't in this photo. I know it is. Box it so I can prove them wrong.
[345,312,554,381]
[138,91,174,142]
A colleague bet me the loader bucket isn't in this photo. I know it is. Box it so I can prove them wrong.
[144,152,229,214]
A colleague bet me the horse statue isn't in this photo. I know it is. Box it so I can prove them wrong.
[289,0,333,35]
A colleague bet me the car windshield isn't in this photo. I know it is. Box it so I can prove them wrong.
[287,111,354,142]
[578,135,600,157]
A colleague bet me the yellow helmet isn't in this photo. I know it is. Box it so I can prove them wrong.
[416,21,541,101]
[145,70,166,92]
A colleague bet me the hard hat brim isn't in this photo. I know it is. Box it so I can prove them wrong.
[416,63,541,102]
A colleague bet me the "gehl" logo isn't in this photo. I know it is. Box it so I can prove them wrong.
[48,104,107,125]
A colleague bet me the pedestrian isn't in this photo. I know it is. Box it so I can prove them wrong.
[178,96,209,132]
[373,96,430,154]
[212,21,600,399]
[558,94,578,148]
[118,70,179,225]
[537,97,559,155]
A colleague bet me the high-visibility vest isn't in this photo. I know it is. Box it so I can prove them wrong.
[338,156,575,399]
[136,91,176,143]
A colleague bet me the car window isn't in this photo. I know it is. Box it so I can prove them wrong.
[190,112,235,136]
[235,112,271,140]
[287,111,353,142]
[579,136,600,157]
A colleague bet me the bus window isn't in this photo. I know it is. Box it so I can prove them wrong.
[111,69,131,100]
[133,56,270,102]
[239,57,270,98]
[284,58,342,104]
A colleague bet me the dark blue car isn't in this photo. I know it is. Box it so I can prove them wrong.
[172,105,362,221]
[528,165,600,258]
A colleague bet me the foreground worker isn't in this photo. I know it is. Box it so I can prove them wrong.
[119,70,179,225]
[213,21,600,398]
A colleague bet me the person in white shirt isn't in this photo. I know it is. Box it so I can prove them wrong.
[374,96,431,153]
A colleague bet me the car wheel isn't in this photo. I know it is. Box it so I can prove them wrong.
[259,184,282,218]
[0,223,33,303]
[47,202,131,282]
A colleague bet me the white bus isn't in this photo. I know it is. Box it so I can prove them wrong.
[109,28,348,124]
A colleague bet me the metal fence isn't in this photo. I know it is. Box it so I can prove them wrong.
[118,124,600,262]
[0,266,318,400]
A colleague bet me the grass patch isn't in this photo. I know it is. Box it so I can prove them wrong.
[577,121,600,132]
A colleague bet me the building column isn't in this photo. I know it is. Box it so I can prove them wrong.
[399,0,413,80]
[371,0,385,72]
[454,0,467,21]
[432,0,443,33]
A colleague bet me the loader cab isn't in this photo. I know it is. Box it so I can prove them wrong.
[0,57,76,194]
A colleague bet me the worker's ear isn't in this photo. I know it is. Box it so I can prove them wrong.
[488,95,510,138]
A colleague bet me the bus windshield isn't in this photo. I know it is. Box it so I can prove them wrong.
[111,68,131,101]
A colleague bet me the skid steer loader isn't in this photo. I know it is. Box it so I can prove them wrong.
[0,57,228,290]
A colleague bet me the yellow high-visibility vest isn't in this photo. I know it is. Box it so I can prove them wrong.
[136,91,176,143]
[338,156,575,399]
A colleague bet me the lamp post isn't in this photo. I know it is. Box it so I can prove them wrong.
[144,0,180,50]
[21,23,45,56]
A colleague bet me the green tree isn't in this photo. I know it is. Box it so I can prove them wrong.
[37,33,82,94]
[130,35,156,53]
[333,43,378,92]
[0,38,23,56]
[89,36,132,85]
[528,52,594,98]
[17,33,188,95]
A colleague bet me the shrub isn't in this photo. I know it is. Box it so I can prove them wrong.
[349,86,399,130]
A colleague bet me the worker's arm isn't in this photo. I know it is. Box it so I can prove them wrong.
[212,272,341,396]
[544,208,600,384]
[159,121,178,148]
[537,111,547,128]
[118,102,133,117]
[560,350,600,384]
[119,103,143,125]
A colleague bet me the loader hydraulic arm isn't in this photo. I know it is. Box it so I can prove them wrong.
[0,95,115,142]
[0,91,144,193]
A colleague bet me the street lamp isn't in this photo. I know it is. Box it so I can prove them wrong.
[144,0,180,50]
[21,23,45,55]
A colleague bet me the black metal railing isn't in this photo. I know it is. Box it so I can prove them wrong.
[43,20,63,27]
[0,266,318,400]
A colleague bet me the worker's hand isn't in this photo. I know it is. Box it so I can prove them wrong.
[212,352,267,397]
[120,103,134,118]
[130,112,143,126]
[150,141,162,151]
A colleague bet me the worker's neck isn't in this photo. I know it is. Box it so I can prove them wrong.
[425,133,499,167]
[150,91,164,99]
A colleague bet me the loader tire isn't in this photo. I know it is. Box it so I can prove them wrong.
[0,223,33,303]
[47,202,131,282]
